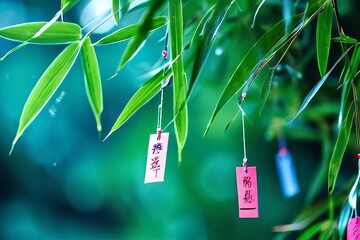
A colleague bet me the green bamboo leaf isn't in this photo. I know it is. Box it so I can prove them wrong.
[120,0,130,18]
[338,45,360,126]
[1,10,79,61]
[112,0,166,76]
[332,35,358,44]
[0,22,82,44]
[81,37,103,133]
[298,221,327,240]
[258,67,275,115]
[204,16,301,135]
[204,0,327,135]
[316,0,333,77]
[10,42,81,154]
[273,193,346,239]
[328,104,354,194]
[344,45,360,83]
[93,16,168,46]
[338,201,351,239]
[283,0,294,34]
[169,0,187,162]
[112,0,120,25]
[128,0,152,12]
[104,68,171,140]
[298,220,331,240]
[290,47,352,122]
[188,5,216,49]
[61,0,80,13]
[187,1,233,99]
[318,223,335,240]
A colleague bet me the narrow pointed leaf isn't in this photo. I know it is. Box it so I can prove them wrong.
[290,47,352,122]
[81,37,103,132]
[283,0,294,34]
[105,68,171,140]
[338,45,360,126]
[61,0,80,13]
[344,45,360,83]
[169,0,187,162]
[273,192,345,238]
[188,1,232,99]
[298,221,327,240]
[328,104,354,194]
[10,42,81,154]
[259,67,275,115]
[120,0,130,18]
[338,201,352,239]
[332,35,357,44]
[114,0,165,74]
[188,5,216,49]
[204,0,328,135]
[0,9,70,60]
[316,0,333,76]
[112,0,120,25]
[93,16,168,46]
[0,22,82,44]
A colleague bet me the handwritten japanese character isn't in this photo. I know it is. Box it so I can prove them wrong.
[243,176,251,188]
[152,143,163,154]
[243,190,253,203]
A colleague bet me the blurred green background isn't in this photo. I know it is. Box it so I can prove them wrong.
[1,0,360,239]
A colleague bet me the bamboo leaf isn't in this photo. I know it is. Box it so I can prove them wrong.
[120,0,130,18]
[93,16,168,46]
[338,45,360,126]
[61,0,80,13]
[169,0,187,162]
[332,35,358,44]
[112,0,120,25]
[104,68,171,140]
[344,45,360,83]
[112,0,166,76]
[10,42,81,154]
[259,67,275,115]
[328,104,354,194]
[0,22,82,44]
[298,221,326,240]
[1,10,79,61]
[316,0,333,76]
[273,193,346,238]
[338,201,352,239]
[188,1,233,99]
[290,47,352,122]
[203,9,305,135]
[81,37,103,133]
[188,5,216,49]
[204,0,328,135]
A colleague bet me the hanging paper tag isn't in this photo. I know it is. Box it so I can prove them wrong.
[144,132,169,184]
[347,217,360,239]
[236,166,259,218]
[275,148,299,198]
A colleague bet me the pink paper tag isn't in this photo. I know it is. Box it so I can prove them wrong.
[236,166,259,218]
[144,132,169,184]
[348,217,360,240]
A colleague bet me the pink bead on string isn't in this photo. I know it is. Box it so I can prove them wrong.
[162,50,168,59]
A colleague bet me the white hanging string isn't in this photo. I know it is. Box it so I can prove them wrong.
[157,88,164,131]
[239,105,248,174]
[156,28,169,136]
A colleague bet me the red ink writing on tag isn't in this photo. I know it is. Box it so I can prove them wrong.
[236,166,258,218]
[348,217,360,240]
[144,132,169,184]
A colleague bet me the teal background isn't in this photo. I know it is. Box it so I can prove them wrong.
[0,0,360,239]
